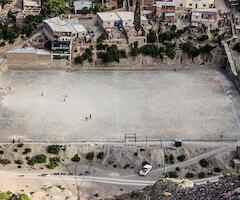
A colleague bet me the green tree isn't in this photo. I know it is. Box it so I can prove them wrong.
[147,29,157,43]
[18,194,30,200]
[130,41,139,57]
[134,0,141,34]
[181,41,199,58]
[0,191,11,200]
[41,0,68,17]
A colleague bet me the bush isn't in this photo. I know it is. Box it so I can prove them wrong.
[17,143,24,148]
[14,160,23,165]
[18,194,30,200]
[176,167,180,171]
[130,41,139,57]
[165,42,176,59]
[46,157,60,169]
[141,161,150,166]
[85,152,94,161]
[0,191,12,200]
[96,152,104,159]
[96,43,108,50]
[133,152,138,157]
[147,29,157,43]
[74,48,93,64]
[97,33,108,43]
[97,45,126,63]
[181,41,199,58]
[185,172,195,178]
[177,154,186,162]
[233,42,240,52]
[124,164,130,169]
[167,171,178,178]
[169,154,175,164]
[214,167,222,173]
[49,157,60,163]
[139,44,161,58]
[198,172,206,179]
[0,150,4,154]
[199,159,209,168]
[13,148,18,152]
[23,148,31,154]
[46,161,59,169]
[27,154,47,165]
[0,159,11,165]
[71,154,80,162]
[47,145,61,154]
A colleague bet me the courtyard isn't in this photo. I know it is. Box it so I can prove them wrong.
[0,69,239,141]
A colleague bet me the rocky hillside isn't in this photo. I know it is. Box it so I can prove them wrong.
[108,174,240,200]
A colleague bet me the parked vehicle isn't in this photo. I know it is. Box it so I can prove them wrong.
[138,164,152,176]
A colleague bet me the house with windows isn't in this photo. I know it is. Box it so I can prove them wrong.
[16,0,41,26]
[154,1,176,17]
[73,0,92,14]
[191,8,218,28]
[43,17,88,61]
[155,0,215,9]
[185,0,215,9]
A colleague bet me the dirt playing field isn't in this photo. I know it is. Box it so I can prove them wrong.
[0,69,240,141]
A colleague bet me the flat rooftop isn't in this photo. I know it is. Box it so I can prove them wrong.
[43,17,87,34]
[0,69,239,141]
[97,12,120,21]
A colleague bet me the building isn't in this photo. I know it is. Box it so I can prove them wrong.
[154,1,176,17]
[115,12,148,28]
[16,0,41,26]
[97,12,121,29]
[191,8,218,28]
[74,0,92,14]
[6,47,51,65]
[164,12,176,22]
[225,0,239,11]
[185,0,215,9]
[97,11,148,30]
[43,17,88,61]
[22,0,41,9]
[159,0,214,9]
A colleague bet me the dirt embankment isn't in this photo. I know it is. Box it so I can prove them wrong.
[107,174,240,200]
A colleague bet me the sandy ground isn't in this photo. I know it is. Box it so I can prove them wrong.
[0,175,139,199]
[0,69,240,141]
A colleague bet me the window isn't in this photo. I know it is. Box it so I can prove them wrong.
[180,4,182,7]
[189,3,192,6]
[203,4,206,7]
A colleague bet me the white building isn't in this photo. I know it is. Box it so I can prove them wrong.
[43,17,88,61]
[116,12,148,27]
[185,0,215,9]
[160,0,215,9]
[97,12,121,29]
[97,11,148,29]
[191,8,218,28]
[74,0,92,14]
[43,17,88,41]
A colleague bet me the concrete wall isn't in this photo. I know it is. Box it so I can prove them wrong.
[6,52,52,66]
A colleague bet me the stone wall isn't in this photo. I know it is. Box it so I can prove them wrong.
[226,60,240,91]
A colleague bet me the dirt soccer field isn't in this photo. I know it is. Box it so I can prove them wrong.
[0,69,240,141]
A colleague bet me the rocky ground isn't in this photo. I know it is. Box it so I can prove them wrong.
[108,174,240,200]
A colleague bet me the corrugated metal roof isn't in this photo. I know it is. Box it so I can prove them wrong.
[43,17,87,34]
